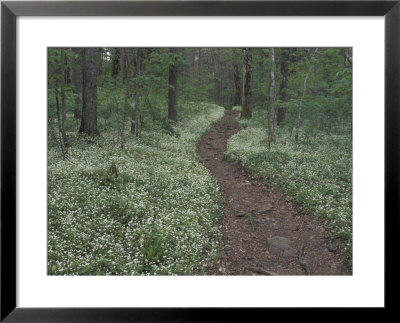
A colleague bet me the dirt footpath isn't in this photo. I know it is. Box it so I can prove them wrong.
[198,110,350,275]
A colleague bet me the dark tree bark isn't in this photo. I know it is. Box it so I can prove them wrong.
[121,49,130,148]
[277,48,290,126]
[168,48,178,123]
[119,48,125,82]
[131,48,142,136]
[70,48,82,119]
[97,48,104,76]
[112,49,120,79]
[60,49,68,152]
[79,48,99,136]
[54,79,66,159]
[241,48,253,119]
[218,56,223,106]
[233,63,241,107]
[211,51,221,105]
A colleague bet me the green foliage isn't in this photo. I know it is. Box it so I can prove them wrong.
[281,48,352,134]
[180,81,213,103]
[158,117,180,137]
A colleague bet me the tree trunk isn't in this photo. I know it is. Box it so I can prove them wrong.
[233,63,241,107]
[97,48,103,76]
[277,49,289,126]
[112,49,120,78]
[79,48,99,136]
[212,52,221,105]
[168,48,178,123]
[54,79,66,159]
[267,48,276,150]
[131,49,141,136]
[71,48,82,119]
[196,48,201,84]
[344,48,352,65]
[241,48,253,119]
[295,48,318,141]
[219,59,224,106]
[60,49,68,153]
[121,49,130,148]
[119,48,125,83]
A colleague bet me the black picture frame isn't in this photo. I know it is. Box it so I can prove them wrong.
[1,1,398,321]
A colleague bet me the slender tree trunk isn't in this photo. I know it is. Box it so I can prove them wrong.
[54,79,66,159]
[192,48,199,80]
[121,49,130,148]
[79,48,99,136]
[60,49,69,154]
[233,63,241,107]
[119,48,125,83]
[267,48,276,150]
[112,49,120,78]
[192,48,196,71]
[277,49,289,126]
[241,48,253,119]
[71,48,82,119]
[295,48,318,141]
[131,49,141,136]
[121,80,129,147]
[219,60,224,106]
[197,48,201,84]
[212,52,221,105]
[168,48,178,123]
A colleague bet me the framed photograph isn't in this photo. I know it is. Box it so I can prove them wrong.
[1,0,397,320]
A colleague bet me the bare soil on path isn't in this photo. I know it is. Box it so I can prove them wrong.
[198,110,350,275]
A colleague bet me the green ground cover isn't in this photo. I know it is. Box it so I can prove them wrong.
[48,103,224,275]
[226,107,352,267]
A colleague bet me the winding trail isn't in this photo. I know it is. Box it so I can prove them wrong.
[198,110,350,275]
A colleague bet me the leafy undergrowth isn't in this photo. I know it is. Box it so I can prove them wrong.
[226,107,352,268]
[48,103,225,275]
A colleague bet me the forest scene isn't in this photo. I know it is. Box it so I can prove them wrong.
[48,47,352,276]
